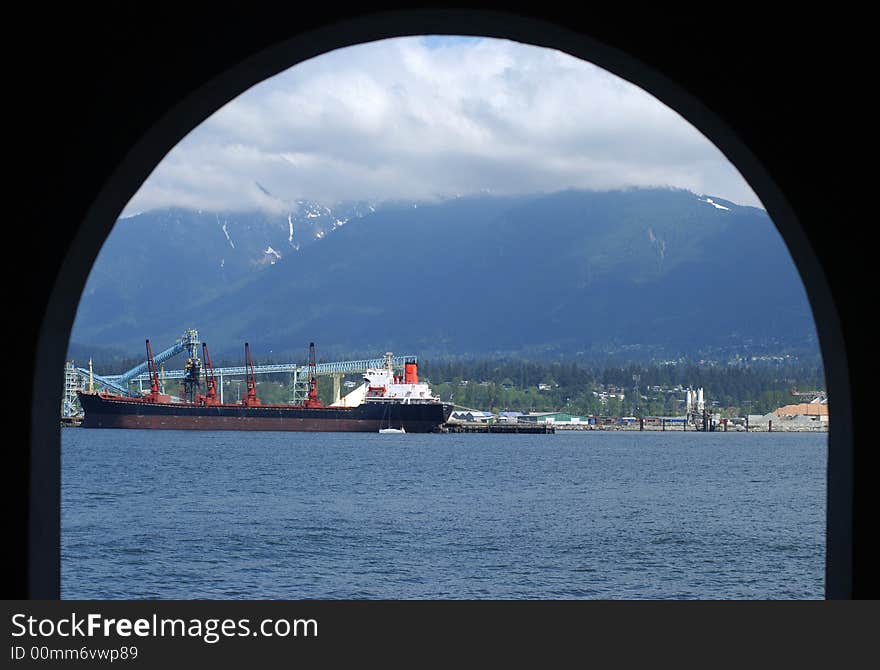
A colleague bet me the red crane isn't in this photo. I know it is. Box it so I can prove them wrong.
[143,339,169,403]
[145,339,160,394]
[242,341,261,406]
[304,341,322,408]
[201,342,219,405]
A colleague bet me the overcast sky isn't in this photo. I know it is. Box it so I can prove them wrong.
[123,36,762,216]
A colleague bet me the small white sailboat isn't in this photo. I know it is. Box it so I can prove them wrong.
[379,405,406,433]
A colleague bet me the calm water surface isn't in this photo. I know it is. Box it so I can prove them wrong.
[61,429,826,599]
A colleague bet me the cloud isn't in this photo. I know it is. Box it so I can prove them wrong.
[124,36,762,215]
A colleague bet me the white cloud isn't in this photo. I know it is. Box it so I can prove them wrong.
[124,36,762,215]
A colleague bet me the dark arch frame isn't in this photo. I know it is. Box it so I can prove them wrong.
[18,8,866,598]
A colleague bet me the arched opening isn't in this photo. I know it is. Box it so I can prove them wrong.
[24,9,856,598]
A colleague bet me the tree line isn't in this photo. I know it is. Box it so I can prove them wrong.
[418,358,825,418]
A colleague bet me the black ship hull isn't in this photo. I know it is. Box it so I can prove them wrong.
[77,392,453,433]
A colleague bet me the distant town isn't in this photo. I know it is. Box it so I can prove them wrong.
[447,390,828,432]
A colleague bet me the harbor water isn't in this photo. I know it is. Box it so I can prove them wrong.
[61,429,826,599]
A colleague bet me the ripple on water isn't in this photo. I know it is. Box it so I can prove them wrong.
[61,429,827,599]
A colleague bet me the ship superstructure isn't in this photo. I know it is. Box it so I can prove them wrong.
[362,352,441,404]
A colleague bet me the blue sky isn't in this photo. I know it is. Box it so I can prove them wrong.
[125,36,761,215]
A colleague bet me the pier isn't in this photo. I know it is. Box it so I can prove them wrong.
[442,422,555,434]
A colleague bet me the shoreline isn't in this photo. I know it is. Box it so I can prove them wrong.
[552,424,827,433]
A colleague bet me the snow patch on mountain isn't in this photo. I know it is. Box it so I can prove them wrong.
[221,221,235,249]
[262,246,282,265]
[698,196,730,211]
[647,226,667,271]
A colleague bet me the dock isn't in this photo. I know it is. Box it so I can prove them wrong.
[441,422,555,434]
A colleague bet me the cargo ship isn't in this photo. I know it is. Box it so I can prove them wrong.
[77,341,453,433]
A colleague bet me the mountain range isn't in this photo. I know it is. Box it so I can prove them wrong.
[69,188,819,366]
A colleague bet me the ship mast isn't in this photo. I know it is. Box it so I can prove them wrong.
[304,341,322,408]
[201,342,218,405]
[242,341,261,406]
[143,339,169,403]
[145,339,160,396]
